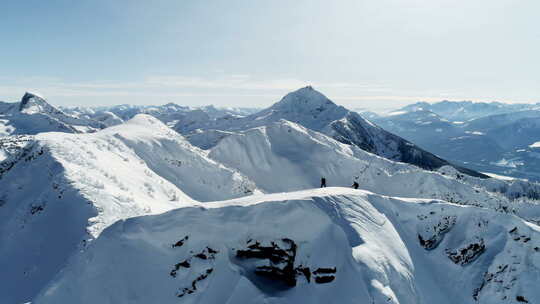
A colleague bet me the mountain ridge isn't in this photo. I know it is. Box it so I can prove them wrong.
[175,86,487,178]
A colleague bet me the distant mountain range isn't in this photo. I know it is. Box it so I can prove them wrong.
[2,89,540,303]
[171,86,486,177]
[399,100,540,121]
[370,100,540,181]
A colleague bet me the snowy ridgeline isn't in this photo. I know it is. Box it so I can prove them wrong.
[0,92,260,137]
[174,86,485,178]
[0,115,258,303]
[1,114,540,303]
[2,89,540,303]
[35,189,540,304]
[209,119,540,222]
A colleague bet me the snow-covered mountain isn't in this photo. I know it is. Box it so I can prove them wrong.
[174,86,486,178]
[61,103,261,128]
[208,119,540,219]
[400,100,539,121]
[0,92,106,136]
[376,105,540,181]
[3,91,540,303]
[35,188,540,304]
[373,110,504,165]
[0,114,258,303]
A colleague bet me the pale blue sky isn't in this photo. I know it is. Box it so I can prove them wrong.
[1,0,539,111]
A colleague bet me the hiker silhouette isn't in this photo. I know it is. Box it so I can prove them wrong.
[352,181,359,189]
[320,177,326,188]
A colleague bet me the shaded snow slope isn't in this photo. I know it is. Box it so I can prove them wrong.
[0,114,257,303]
[209,120,540,222]
[36,188,540,304]
[0,92,106,136]
[175,86,485,178]
[374,106,540,181]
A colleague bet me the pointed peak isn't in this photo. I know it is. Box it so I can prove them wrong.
[299,85,314,91]
[290,85,319,95]
[271,86,337,112]
[19,92,58,114]
[20,91,45,106]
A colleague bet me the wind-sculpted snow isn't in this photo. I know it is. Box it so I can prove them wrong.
[35,189,540,304]
[0,114,258,303]
[209,120,540,223]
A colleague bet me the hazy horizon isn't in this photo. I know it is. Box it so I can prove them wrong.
[1,0,538,110]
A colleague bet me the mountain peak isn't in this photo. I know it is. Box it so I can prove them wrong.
[271,86,337,113]
[19,92,60,115]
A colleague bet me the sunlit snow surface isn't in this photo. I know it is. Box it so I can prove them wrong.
[0,114,257,303]
[3,90,540,303]
[36,189,540,304]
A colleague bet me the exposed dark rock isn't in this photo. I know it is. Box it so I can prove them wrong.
[516,295,529,303]
[509,227,532,243]
[172,236,189,248]
[169,259,191,278]
[255,265,296,287]
[473,264,508,301]
[314,275,335,284]
[206,247,218,255]
[236,238,336,289]
[418,215,456,250]
[175,268,214,297]
[296,266,311,283]
[446,239,485,265]
[30,205,44,215]
[313,267,336,275]
[194,253,207,260]
[237,239,298,287]
[237,242,291,264]
[193,247,219,260]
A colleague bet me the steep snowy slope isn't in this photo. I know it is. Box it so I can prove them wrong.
[175,86,485,177]
[209,120,540,222]
[0,92,106,136]
[36,188,540,304]
[0,114,257,303]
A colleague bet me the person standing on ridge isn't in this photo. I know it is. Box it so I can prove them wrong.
[321,177,326,188]
[352,181,359,189]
